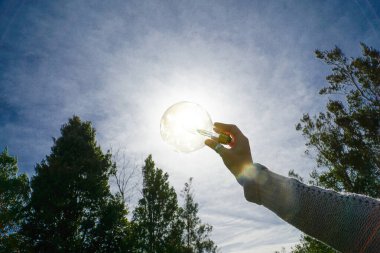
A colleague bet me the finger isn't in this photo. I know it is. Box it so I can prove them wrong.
[212,128,235,147]
[213,127,228,135]
[205,139,227,156]
[214,122,242,136]
[204,138,218,149]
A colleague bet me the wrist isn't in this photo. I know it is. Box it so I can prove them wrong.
[237,163,269,205]
[236,163,260,186]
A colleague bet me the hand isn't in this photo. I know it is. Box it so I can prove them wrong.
[205,122,253,178]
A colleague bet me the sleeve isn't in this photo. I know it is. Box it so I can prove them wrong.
[239,163,380,253]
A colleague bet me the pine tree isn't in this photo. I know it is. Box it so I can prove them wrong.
[0,148,30,252]
[292,43,380,252]
[21,116,129,252]
[181,178,217,253]
[132,155,184,253]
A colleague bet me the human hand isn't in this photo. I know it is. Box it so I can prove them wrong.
[205,122,253,178]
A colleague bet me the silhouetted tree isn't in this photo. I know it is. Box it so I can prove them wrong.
[132,155,184,253]
[292,43,379,252]
[291,234,338,253]
[181,178,217,253]
[274,247,286,253]
[0,148,29,252]
[21,116,129,252]
[111,148,141,206]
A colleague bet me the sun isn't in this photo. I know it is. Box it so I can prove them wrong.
[160,101,213,153]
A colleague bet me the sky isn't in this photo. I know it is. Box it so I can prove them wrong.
[1,0,379,252]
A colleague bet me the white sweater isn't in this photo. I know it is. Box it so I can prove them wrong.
[240,163,380,253]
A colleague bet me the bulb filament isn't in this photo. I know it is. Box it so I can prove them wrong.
[197,129,232,144]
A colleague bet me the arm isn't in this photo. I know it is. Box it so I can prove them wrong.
[205,123,380,253]
[243,163,380,253]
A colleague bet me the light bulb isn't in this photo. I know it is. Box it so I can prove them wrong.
[160,101,232,153]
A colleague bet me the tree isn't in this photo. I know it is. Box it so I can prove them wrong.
[86,195,130,253]
[274,247,286,253]
[180,178,217,253]
[292,43,380,252]
[132,155,184,253]
[111,148,141,206]
[21,116,129,252]
[291,235,338,253]
[0,148,29,252]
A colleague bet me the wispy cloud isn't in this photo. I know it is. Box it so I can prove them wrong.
[1,1,379,252]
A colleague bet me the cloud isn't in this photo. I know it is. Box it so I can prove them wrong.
[1,0,379,252]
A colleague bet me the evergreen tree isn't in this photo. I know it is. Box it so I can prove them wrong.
[86,194,130,252]
[21,116,129,252]
[132,155,184,253]
[181,178,217,253]
[0,148,30,252]
[292,44,379,252]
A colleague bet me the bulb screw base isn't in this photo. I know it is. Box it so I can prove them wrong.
[217,133,232,144]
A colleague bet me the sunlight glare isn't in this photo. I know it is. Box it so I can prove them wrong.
[160,101,213,153]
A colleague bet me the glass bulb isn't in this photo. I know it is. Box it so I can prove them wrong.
[160,101,213,153]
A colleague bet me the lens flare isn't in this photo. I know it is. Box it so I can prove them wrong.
[160,101,213,153]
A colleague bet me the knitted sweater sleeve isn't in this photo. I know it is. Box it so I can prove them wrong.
[240,163,380,253]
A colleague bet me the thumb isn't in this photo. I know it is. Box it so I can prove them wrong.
[205,139,227,156]
[205,139,218,149]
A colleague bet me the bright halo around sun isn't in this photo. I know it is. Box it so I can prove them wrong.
[160,101,213,153]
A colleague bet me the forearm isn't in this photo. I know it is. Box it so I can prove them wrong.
[240,163,380,253]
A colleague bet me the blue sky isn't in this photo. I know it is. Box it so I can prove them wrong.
[1,0,379,252]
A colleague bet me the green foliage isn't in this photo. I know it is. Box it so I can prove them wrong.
[21,116,129,252]
[0,148,30,252]
[181,178,217,253]
[132,157,217,253]
[86,195,130,252]
[1,117,218,252]
[132,155,184,253]
[291,235,338,253]
[292,44,380,252]
[297,43,380,196]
